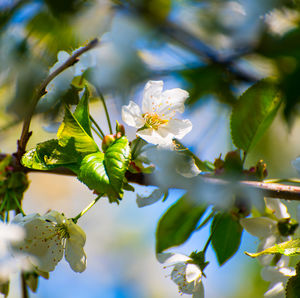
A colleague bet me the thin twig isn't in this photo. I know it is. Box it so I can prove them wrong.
[89,115,105,138]
[95,87,113,134]
[16,38,99,162]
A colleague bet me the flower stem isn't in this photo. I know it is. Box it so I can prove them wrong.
[202,212,221,254]
[12,192,26,216]
[21,273,29,298]
[89,115,105,138]
[72,194,103,223]
[96,87,113,134]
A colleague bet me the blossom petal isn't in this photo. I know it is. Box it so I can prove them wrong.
[257,235,277,266]
[265,198,290,219]
[193,281,205,298]
[67,221,86,247]
[264,282,285,298]
[42,210,65,224]
[185,263,202,283]
[261,266,295,283]
[136,188,164,207]
[157,88,189,117]
[160,119,192,140]
[291,157,300,174]
[137,128,170,146]
[171,264,194,294]
[157,253,191,265]
[240,217,277,238]
[142,80,163,113]
[65,238,87,272]
[64,221,86,272]
[122,101,144,128]
[13,217,63,272]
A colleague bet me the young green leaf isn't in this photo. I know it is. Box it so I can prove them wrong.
[36,139,81,165]
[211,213,243,266]
[245,239,300,258]
[156,194,206,253]
[78,137,131,202]
[21,139,81,171]
[73,87,92,137]
[230,80,281,154]
[57,106,98,154]
[22,149,52,170]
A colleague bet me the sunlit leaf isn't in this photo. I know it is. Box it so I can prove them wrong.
[78,137,131,201]
[156,194,206,253]
[73,87,92,137]
[230,80,281,154]
[57,106,98,154]
[245,239,300,258]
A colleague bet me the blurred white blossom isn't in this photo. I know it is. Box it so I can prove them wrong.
[136,188,164,208]
[261,265,296,298]
[12,211,87,273]
[158,253,204,298]
[122,80,192,147]
[45,46,97,102]
[264,8,299,36]
[292,156,300,175]
[0,221,31,284]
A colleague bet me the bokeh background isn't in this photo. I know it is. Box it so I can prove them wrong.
[1,0,300,297]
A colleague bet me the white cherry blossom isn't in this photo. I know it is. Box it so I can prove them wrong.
[157,253,204,298]
[12,211,87,273]
[240,199,291,266]
[122,80,192,146]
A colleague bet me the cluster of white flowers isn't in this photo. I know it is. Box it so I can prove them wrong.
[240,198,296,297]
[12,211,87,273]
[122,80,192,147]
[0,221,31,286]
[158,253,204,298]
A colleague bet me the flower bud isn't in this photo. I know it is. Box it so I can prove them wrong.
[102,134,115,152]
[116,121,125,136]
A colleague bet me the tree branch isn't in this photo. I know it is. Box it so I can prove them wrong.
[19,164,300,202]
[15,38,99,163]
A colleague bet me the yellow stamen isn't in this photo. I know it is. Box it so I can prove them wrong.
[143,113,168,130]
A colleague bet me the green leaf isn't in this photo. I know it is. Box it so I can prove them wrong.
[230,80,281,153]
[21,139,80,172]
[245,239,300,258]
[78,137,131,201]
[37,139,80,165]
[57,106,98,154]
[286,261,300,298]
[104,137,131,195]
[156,194,207,253]
[211,213,243,265]
[73,87,92,137]
[22,149,52,170]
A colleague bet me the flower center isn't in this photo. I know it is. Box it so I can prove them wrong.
[143,113,168,130]
[56,223,70,239]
